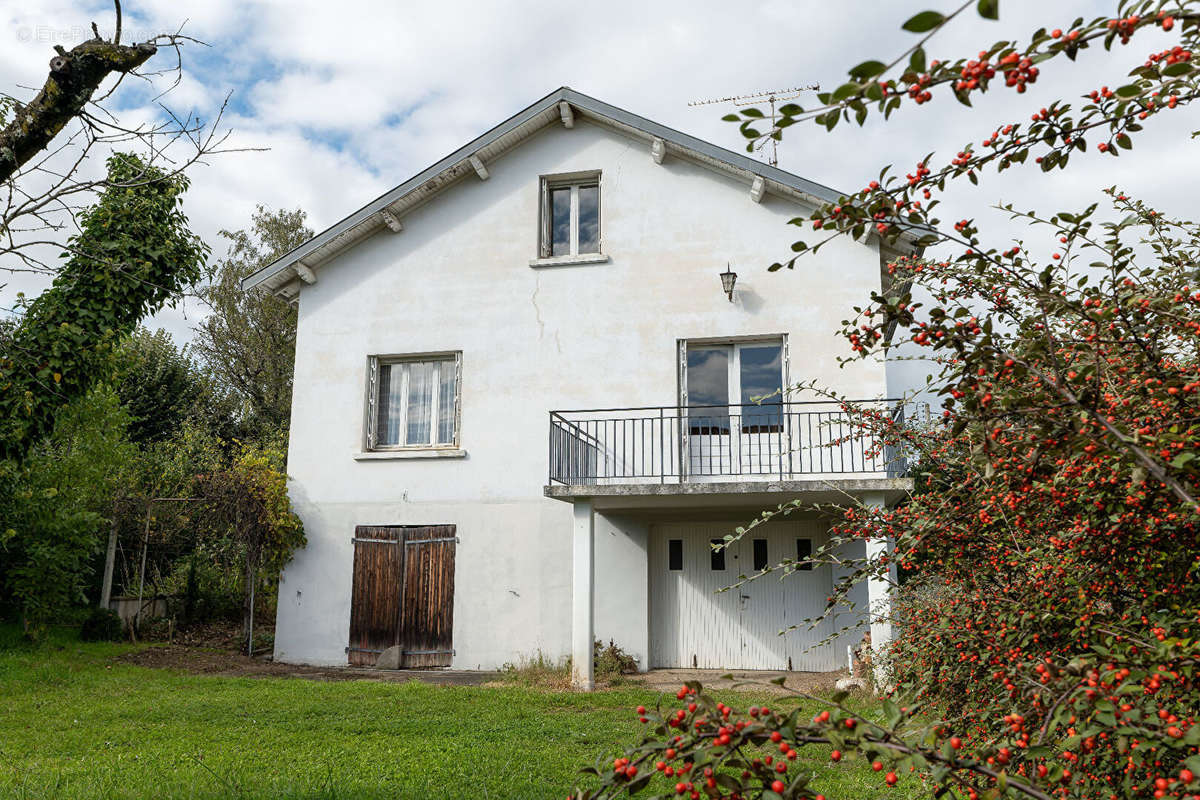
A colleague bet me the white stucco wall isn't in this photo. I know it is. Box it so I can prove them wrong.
[275,119,890,669]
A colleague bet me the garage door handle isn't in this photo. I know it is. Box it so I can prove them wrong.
[739,594,751,600]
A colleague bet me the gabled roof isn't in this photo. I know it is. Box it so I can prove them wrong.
[243,86,870,298]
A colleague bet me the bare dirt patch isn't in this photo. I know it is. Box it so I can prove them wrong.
[626,668,850,696]
[115,635,497,685]
[114,627,844,693]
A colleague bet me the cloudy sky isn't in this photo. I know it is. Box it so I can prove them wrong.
[3,0,1197,393]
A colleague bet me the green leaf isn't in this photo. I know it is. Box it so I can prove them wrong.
[721,114,740,122]
[882,698,903,728]
[902,11,946,33]
[977,0,999,19]
[910,47,927,74]
[741,107,764,118]
[1115,84,1142,98]
[849,60,887,80]
[1162,62,1194,76]
[833,82,862,102]
[626,773,652,793]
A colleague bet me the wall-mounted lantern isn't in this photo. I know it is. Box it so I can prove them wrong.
[720,263,738,302]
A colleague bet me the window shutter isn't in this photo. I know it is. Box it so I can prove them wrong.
[452,353,463,446]
[538,179,551,258]
[782,335,791,392]
[365,357,379,449]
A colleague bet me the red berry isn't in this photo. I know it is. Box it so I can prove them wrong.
[772,780,785,793]
[886,772,898,786]
[830,750,842,762]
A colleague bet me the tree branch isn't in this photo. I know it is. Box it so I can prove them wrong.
[0,36,156,184]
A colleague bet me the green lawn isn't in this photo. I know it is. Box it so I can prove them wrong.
[0,627,916,799]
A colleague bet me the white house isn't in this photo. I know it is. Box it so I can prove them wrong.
[244,87,914,689]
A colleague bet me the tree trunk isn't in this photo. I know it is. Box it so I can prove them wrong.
[0,37,156,184]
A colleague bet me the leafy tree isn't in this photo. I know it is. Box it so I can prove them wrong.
[193,206,312,437]
[195,443,305,654]
[0,386,136,632]
[113,328,209,445]
[0,153,208,462]
[575,2,1200,798]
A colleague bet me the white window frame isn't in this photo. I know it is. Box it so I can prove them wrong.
[677,335,790,410]
[538,171,602,259]
[364,352,462,452]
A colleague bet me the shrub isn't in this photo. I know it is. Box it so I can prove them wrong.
[573,1,1200,794]
[594,639,638,678]
[79,607,123,642]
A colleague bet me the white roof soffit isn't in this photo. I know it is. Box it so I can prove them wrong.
[242,86,917,296]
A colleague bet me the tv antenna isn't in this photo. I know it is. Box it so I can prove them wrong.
[689,85,819,167]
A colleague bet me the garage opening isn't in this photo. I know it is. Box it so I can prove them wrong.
[347,525,457,667]
[647,521,836,671]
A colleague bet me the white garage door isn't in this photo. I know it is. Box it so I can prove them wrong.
[648,520,838,671]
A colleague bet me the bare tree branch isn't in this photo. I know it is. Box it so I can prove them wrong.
[0,36,156,184]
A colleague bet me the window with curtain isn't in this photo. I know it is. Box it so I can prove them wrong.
[368,354,460,449]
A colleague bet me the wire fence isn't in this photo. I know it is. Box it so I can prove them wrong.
[102,498,254,641]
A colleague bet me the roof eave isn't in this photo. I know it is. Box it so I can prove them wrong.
[241,87,896,296]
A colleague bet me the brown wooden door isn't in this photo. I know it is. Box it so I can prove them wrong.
[347,525,457,667]
[398,526,457,668]
[347,527,405,666]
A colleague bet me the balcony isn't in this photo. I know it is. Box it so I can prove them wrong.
[547,400,919,506]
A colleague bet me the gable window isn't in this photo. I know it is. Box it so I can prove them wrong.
[366,353,461,450]
[539,173,600,258]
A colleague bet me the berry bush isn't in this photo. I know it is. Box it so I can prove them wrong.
[574,3,1200,798]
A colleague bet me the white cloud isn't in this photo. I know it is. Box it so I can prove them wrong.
[1,0,1197,397]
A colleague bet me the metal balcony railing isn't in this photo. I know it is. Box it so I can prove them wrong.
[548,400,919,485]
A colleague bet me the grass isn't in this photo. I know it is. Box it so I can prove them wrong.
[0,625,919,799]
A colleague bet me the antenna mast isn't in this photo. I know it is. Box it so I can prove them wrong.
[689,85,818,167]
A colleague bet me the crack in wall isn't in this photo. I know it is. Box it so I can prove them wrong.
[531,271,545,339]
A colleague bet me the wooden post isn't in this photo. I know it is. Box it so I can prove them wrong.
[247,573,255,658]
[134,503,151,634]
[99,517,118,609]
